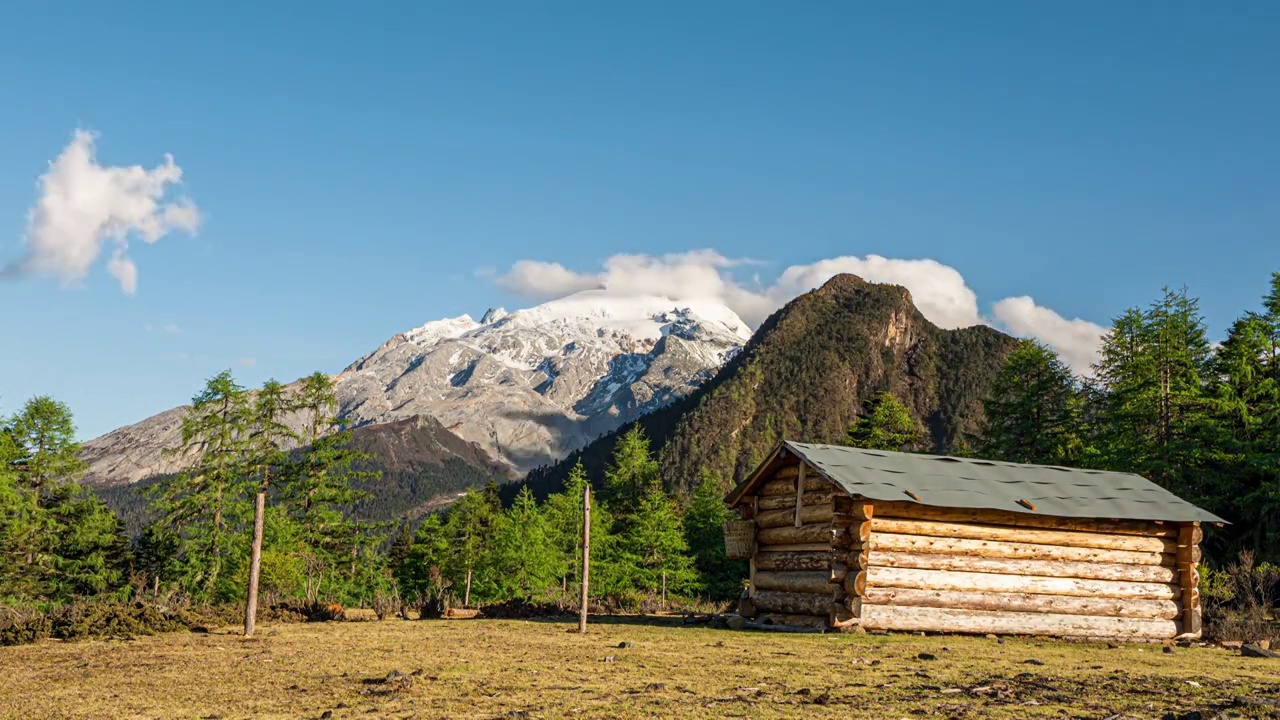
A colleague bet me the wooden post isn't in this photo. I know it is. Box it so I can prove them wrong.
[748,496,758,596]
[1176,522,1202,637]
[464,567,473,607]
[152,574,159,602]
[794,464,806,526]
[662,571,667,609]
[579,484,591,634]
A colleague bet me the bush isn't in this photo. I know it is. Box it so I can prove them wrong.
[0,601,194,646]
[1203,550,1280,644]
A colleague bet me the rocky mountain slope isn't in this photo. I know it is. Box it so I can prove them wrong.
[519,274,1020,500]
[81,290,750,486]
[96,414,513,533]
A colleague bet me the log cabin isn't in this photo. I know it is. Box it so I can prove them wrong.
[723,442,1225,639]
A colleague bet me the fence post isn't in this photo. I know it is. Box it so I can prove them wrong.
[579,485,591,634]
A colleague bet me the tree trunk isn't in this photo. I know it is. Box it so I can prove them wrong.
[579,485,591,634]
[464,567,473,607]
[244,489,267,637]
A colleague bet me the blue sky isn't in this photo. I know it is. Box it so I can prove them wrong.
[2,2,1279,440]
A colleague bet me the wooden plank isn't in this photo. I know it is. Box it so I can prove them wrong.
[869,550,1177,583]
[863,586,1181,620]
[1177,522,1202,637]
[871,501,1177,537]
[871,532,1169,566]
[871,517,1175,554]
[859,604,1179,639]
[758,522,834,546]
[753,590,834,616]
[757,503,834,529]
[760,492,833,510]
[754,571,833,595]
[755,551,833,572]
[866,565,1179,600]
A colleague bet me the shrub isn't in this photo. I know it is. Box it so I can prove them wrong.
[1203,550,1280,644]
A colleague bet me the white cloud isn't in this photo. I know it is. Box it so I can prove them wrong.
[2,129,201,295]
[496,260,600,300]
[992,296,1107,373]
[492,250,1106,374]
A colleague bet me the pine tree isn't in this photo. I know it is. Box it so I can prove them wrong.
[1093,288,1222,503]
[396,514,450,611]
[604,426,660,517]
[10,396,87,499]
[844,392,924,452]
[440,489,500,603]
[682,469,743,600]
[280,372,377,603]
[242,379,297,636]
[621,484,696,597]
[489,486,560,600]
[543,462,621,600]
[154,370,251,598]
[979,340,1086,465]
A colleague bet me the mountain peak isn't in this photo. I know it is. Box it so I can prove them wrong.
[480,307,509,324]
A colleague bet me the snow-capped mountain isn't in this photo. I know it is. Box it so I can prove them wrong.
[81,290,751,485]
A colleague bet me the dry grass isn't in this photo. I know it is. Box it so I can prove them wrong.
[3,615,1279,719]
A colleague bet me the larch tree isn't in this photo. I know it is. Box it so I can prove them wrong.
[155,370,251,598]
[844,392,924,452]
[10,396,86,500]
[280,372,375,603]
[242,379,297,636]
[682,469,742,601]
[979,340,1086,466]
[603,426,661,518]
[621,484,696,597]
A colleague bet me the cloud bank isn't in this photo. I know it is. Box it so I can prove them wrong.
[3,130,201,295]
[493,251,1106,373]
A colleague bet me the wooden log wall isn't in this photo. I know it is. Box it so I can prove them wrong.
[859,503,1198,640]
[746,461,839,627]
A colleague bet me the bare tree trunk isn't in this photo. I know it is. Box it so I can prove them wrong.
[152,574,159,603]
[464,567,472,607]
[244,489,267,637]
[579,485,591,634]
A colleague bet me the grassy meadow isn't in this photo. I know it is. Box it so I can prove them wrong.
[3,615,1278,719]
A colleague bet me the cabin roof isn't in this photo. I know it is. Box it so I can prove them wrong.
[726,441,1226,524]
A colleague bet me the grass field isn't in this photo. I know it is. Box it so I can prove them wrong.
[3,614,1279,719]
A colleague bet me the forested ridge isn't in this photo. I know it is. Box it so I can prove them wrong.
[520,274,1019,501]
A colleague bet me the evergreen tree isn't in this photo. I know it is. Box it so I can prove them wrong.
[489,486,560,600]
[41,484,130,599]
[153,370,251,598]
[979,340,1087,465]
[621,484,696,596]
[542,462,622,600]
[1093,288,1223,503]
[280,372,377,603]
[242,379,297,636]
[440,489,500,603]
[10,396,87,499]
[844,392,924,452]
[603,426,660,516]
[682,469,743,600]
[396,514,450,610]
